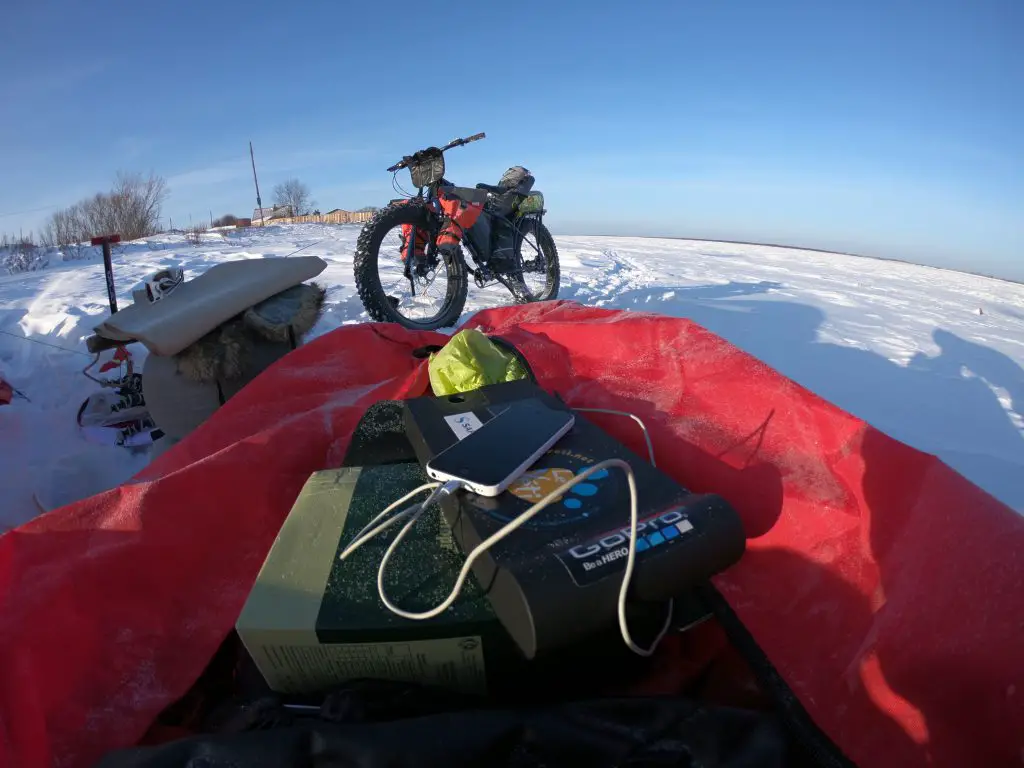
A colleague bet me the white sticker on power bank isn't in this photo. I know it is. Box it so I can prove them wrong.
[444,412,484,441]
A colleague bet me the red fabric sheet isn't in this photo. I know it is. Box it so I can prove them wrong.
[1,302,1020,767]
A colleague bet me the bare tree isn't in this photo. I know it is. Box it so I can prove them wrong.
[272,179,313,216]
[39,172,168,249]
[107,172,168,239]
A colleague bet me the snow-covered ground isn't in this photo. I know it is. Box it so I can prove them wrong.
[2,223,1023,529]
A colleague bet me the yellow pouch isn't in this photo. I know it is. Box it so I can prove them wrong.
[428,329,528,396]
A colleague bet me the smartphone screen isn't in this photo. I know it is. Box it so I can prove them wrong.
[427,399,574,493]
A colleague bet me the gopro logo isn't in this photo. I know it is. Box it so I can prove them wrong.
[567,508,693,560]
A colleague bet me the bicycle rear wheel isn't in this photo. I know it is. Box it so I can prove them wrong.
[513,217,560,302]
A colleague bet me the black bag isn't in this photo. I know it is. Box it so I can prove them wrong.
[499,166,535,195]
[490,216,517,269]
[97,686,788,768]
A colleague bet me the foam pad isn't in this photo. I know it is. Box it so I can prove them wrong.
[94,256,326,356]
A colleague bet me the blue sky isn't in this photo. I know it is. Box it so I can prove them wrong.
[1,0,1021,279]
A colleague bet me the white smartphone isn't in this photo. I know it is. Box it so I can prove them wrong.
[425,398,575,496]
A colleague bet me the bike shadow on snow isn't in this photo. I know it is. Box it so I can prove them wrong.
[594,282,1024,511]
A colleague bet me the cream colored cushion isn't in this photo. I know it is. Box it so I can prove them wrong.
[95,256,326,356]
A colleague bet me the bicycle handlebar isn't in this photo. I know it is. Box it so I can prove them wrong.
[441,132,486,151]
[387,132,486,172]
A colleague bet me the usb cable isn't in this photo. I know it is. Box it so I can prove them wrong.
[339,480,461,560]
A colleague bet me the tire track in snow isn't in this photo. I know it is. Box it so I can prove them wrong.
[585,250,657,308]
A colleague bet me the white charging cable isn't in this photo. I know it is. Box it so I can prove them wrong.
[340,482,446,559]
[574,408,656,469]
[340,408,673,656]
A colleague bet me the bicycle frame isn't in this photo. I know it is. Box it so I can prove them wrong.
[400,181,485,272]
[403,181,546,276]
[391,133,547,290]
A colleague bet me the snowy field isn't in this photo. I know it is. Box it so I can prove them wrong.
[2,223,1023,529]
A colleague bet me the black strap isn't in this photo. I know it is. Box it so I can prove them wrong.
[216,380,226,407]
[696,583,854,767]
[412,345,444,359]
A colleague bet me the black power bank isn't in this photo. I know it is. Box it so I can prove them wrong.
[403,381,746,659]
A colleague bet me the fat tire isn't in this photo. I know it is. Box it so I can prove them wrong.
[513,217,560,303]
[353,200,468,330]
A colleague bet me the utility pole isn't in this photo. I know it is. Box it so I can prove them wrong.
[250,141,264,226]
[210,210,214,229]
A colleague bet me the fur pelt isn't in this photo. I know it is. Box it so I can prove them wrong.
[175,282,326,383]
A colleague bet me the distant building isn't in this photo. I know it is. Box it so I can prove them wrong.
[248,206,377,225]
[320,208,373,223]
[252,205,295,223]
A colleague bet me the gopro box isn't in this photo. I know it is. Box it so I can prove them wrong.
[402,381,745,659]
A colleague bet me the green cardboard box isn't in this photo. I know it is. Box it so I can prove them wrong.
[236,463,511,696]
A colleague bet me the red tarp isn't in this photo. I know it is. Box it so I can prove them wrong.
[0,301,1021,767]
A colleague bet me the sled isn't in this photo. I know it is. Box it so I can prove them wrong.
[78,255,327,450]
[0,301,1020,768]
[92,255,327,356]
